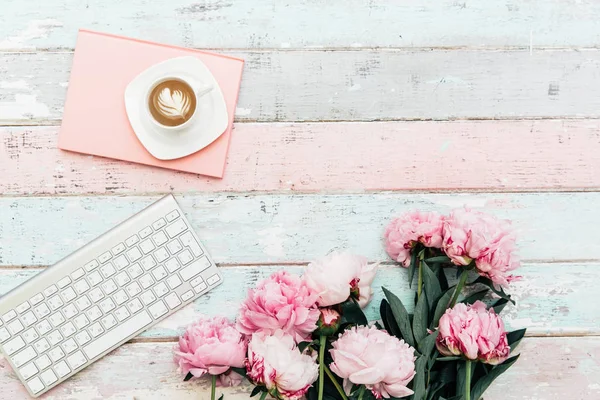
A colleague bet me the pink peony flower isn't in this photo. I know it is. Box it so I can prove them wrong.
[246,331,319,400]
[384,211,444,267]
[316,308,341,336]
[236,271,320,343]
[304,251,378,308]
[436,301,510,365]
[442,208,520,285]
[329,325,416,399]
[174,316,247,381]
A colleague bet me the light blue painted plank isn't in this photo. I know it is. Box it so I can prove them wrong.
[0,193,597,266]
[2,0,600,50]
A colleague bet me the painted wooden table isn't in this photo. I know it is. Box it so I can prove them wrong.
[1,1,599,399]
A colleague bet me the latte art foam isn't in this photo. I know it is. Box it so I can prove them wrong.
[148,79,197,127]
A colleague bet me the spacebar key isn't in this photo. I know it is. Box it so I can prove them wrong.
[83,311,152,360]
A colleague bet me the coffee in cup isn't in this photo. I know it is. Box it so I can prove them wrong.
[148,78,198,127]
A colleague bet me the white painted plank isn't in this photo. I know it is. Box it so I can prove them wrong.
[2,1,600,50]
[0,193,598,266]
[1,339,599,399]
[2,50,600,123]
[0,262,597,338]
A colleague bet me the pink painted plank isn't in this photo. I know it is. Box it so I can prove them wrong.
[2,119,600,195]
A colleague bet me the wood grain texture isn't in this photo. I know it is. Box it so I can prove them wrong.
[0,262,597,338]
[1,339,598,399]
[3,119,600,195]
[0,193,598,266]
[3,49,600,123]
[2,1,600,50]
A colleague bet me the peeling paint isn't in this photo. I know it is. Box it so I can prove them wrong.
[0,19,63,49]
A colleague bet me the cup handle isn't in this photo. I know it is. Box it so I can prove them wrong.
[195,84,214,98]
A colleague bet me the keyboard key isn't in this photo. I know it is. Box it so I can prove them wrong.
[126,247,142,262]
[140,239,155,254]
[63,304,78,319]
[115,271,130,286]
[33,337,50,353]
[20,362,38,380]
[100,263,117,278]
[48,346,65,362]
[40,369,58,386]
[66,350,87,370]
[165,258,181,273]
[88,288,104,303]
[112,242,126,255]
[35,320,52,335]
[62,338,78,354]
[178,249,194,266]
[22,328,39,343]
[179,231,204,257]
[113,289,129,306]
[180,258,209,281]
[47,330,63,346]
[29,293,44,306]
[87,271,103,287]
[190,276,204,288]
[84,260,99,272]
[89,322,104,338]
[166,219,187,238]
[152,218,167,230]
[207,274,221,286]
[16,301,30,314]
[126,282,142,297]
[139,274,154,289]
[3,309,17,322]
[73,314,90,330]
[127,263,144,279]
[75,295,92,311]
[49,312,66,328]
[167,275,182,290]
[148,301,168,319]
[98,251,112,264]
[99,298,116,313]
[35,354,51,370]
[53,360,71,378]
[140,255,157,271]
[193,281,208,293]
[8,319,24,334]
[140,291,156,306]
[125,234,140,247]
[114,306,130,322]
[154,247,169,262]
[86,306,103,322]
[60,322,77,338]
[0,327,10,342]
[126,299,143,314]
[101,314,117,330]
[74,279,91,295]
[151,265,168,281]
[71,268,85,281]
[139,226,153,238]
[166,210,180,222]
[181,290,194,302]
[61,287,77,303]
[13,346,36,367]
[48,296,64,311]
[153,282,169,298]
[21,311,37,327]
[113,255,129,270]
[27,377,45,395]
[83,311,152,360]
[34,304,50,319]
[166,239,183,255]
[164,293,182,309]
[57,277,71,289]
[75,330,91,345]
[101,279,118,295]
[44,285,58,297]
[152,231,168,246]
[4,336,26,355]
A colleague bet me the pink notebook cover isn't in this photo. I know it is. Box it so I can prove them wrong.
[58,30,244,178]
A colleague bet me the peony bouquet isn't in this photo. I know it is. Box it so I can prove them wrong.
[174,207,526,400]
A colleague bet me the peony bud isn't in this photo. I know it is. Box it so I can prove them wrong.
[316,308,341,336]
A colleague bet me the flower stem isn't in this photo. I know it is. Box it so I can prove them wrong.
[417,251,424,300]
[449,269,469,308]
[357,385,366,400]
[318,335,326,400]
[324,365,348,400]
[465,360,472,400]
[259,391,268,400]
[211,374,216,400]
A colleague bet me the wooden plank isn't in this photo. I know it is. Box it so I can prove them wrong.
[0,262,598,338]
[1,338,598,399]
[0,193,599,266]
[2,1,600,50]
[3,120,600,195]
[3,49,600,123]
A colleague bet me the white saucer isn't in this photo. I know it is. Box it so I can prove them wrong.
[124,56,228,160]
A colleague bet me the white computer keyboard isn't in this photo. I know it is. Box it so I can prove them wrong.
[0,195,222,397]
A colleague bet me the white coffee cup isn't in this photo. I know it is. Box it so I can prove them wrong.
[145,75,213,131]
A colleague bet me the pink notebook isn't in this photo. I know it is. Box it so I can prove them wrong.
[58,30,244,178]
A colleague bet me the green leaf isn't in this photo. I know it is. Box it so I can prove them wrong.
[230,367,247,377]
[413,292,429,344]
[418,331,439,358]
[380,300,401,338]
[507,328,527,350]
[425,256,451,264]
[250,386,263,397]
[183,372,193,382]
[383,287,415,347]
[461,289,488,305]
[340,300,368,326]
[473,277,515,304]
[431,288,454,329]
[491,298,509,314]
[422,261,442,309]
[430,263,449,291]
[298,341,314,353]
[408,250,418,288]
[437,356,461,361]
[470,355,520,400]
[411,355,428,400]
[218,395,224,400]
